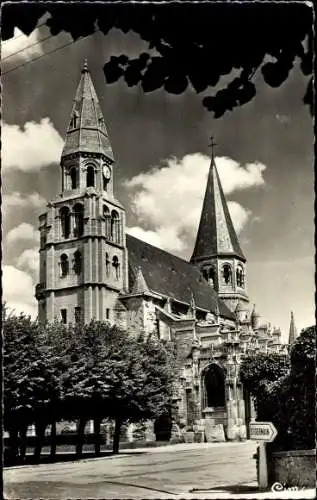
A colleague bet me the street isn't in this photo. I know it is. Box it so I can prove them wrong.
[4,441,258,499]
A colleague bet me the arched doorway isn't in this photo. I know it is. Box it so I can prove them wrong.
[202,363,225,409]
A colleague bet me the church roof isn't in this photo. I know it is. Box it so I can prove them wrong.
[62,60,114,160]
[126,234,235,320]
[191,158,246,263]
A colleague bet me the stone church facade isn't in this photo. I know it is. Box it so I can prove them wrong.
[35,62,289,443]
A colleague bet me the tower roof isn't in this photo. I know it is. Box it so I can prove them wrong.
[288,311,298,344]
[61,60,114,160]
[191,157,246,263]
[251,304,260,318]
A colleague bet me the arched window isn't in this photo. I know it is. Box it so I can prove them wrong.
[111,210,120,244]
[60,254,69,277]
[202,266,216,288]
[86,166,95,187]
[103,205,111,238]
[60,206,70,239]
[73,250,82,275]
[236,265,245,288]
[70,167,78,190]
[202,268,208,282]
[208,267,215,287]
[70,111,79,129]
[105,252,110,277]
[112,255,120,280]
[73,203,84,237]
[222,264,232,285]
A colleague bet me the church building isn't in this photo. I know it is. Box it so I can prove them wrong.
[35,62,289,443]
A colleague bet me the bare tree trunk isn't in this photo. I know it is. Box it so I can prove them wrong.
[6,426,19,465]
[94,417,101,456]
[76,417,86,458]
[50,420,57,458]
[34,420,47,462]
[112,417,122,455]
[19,423,28,461]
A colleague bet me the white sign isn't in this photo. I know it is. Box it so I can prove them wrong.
[249,421,277,443]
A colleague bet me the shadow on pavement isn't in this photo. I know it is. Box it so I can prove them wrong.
[190,484,259,494]
[5,450,146,468]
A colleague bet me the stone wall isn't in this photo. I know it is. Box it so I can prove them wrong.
[268,449,316,488]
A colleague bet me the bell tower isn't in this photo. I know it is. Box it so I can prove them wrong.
[36,61,128,324]
[190,140,249,312]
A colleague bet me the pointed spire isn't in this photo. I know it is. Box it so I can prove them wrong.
[288,311,298,345]
[132,266,150,295]
[251,304,260,330]
[191,150,245,263]
[62,61,114,160]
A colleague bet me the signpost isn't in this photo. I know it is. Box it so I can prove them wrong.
[249,421,278,491]
[249,421,278,442]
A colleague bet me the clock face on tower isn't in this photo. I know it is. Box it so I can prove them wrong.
[103,164,111,181]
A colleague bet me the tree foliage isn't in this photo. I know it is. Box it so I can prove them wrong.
[241,326,316,451]
[3,314,176,462]
[2,2,313,116]
[240,352,290,402]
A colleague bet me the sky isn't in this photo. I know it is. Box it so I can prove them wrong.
[2,13,315,340]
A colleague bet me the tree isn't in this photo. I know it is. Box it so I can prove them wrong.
[241,327,316,451]
[66,322,176,454]
[3,314,54,463]
[2,2,313,116]
[105,333,176,453]
[240,352,290,408]
[46,320,176,455]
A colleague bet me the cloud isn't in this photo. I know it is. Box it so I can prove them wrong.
[1,12,52,63]
[126,226,186,253]
[6,223,39,246]
[3,192,46,210]
[16,248,39,281]
[2,192,46,222]
[2,27,44,62]
[228,201,251,235]
[2,118,64,171]
[124,153,266,255]
[2,265,38,319]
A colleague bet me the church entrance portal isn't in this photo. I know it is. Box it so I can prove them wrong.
[202,363,225,409]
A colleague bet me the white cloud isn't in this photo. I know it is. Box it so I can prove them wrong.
[2,192,46,222]
[2,118,64,172]
[228,201,251,235]
[3,192,46,210]
[215,156,266,194]
[2,265,38,319]
[2,27,44,62]
[1,11,52,63]
[16,248,39,281]
[6,223,39,246]
[126,226,186,253]
[124,153,266,255]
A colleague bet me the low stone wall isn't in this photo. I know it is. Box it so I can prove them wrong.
[269,449,316,488]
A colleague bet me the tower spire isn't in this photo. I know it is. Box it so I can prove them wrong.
[61,62,114,160]
[191,144,245,263]
[208,135,218,163]
[288,311,298,345]
[191,138,248,312]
